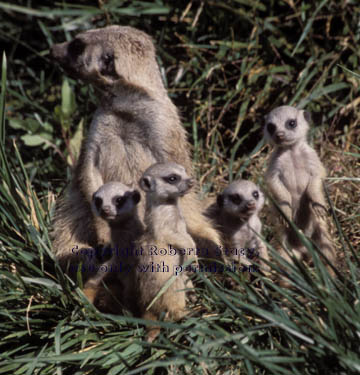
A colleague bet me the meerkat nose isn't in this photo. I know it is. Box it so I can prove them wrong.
[275,131,285,140]
[50,43,65,60]
[246,201,256,210]
[102,205,111,214]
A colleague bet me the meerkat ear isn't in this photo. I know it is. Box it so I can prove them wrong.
[132,190,141,204]
[217,194,224,208]
[303,110,312,123]
[140,176,153,192]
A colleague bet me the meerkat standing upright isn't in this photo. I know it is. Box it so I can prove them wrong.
[136,162,197,341]
[264,105,336,271]
[207,180,269,271]
[83,182,143,309]
[50,26,221,294]
[91,181,143,250]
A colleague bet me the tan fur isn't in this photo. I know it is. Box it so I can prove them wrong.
[135,163,197,341]
[264,105,336,272]
[50,26,221,290]
[207,180,269,271]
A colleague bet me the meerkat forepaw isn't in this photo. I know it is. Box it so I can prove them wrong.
[259,262,271,274]
[146,327,161,343]
[184,277,197,303]
[311,202,328,219]
[278,215,290,228]
[83,286,98,303]
[278,205,292,224]
[186,255,199,268]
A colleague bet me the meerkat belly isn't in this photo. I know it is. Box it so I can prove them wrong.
[97,137,157,184]
[280,156,310,209]
[89,112,156,184]
[230,225,250,248]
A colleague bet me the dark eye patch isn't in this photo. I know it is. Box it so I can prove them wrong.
[100,52,117,78]
[103,53,113,64]
[132,190,141,205]
[114,195,127,209]
[252,191,259,199]
[68,39,85,59]
[142,177,152,191]
[94,196,103,211]
[229,194,242,205]
[286,119,297,129]
[217,194,224,207]
[267,122,276,135]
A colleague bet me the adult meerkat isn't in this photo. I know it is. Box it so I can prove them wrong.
[83,182,143,309]
[208,180,269,271]
[136,163,197,341]
[264,105,336,270]
[50,26,221,284]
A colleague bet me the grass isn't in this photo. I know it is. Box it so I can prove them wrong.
[0,0,360,374]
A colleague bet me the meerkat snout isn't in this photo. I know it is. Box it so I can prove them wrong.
[101,205,111,215]
[187,177,194,187]
[274,131,285,143]
[50,40,85,75]
[246,200,256,210]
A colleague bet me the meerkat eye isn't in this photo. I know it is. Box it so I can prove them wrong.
[286,119,297,129]
[102,53,114,66]
[267,122,276,135]
[252,191,259,199]
[164,174,179,184]
[94,196,103,210]
[100,52,116,78]
[229,194,242,205]
[115,196,127,209]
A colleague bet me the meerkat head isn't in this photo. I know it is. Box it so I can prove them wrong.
[139,162,194,204]
[51,25,160,90]
[217,180,264,220]
[264,105,311,147]
[91,182,141,223]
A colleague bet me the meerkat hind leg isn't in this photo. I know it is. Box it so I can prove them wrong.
[310,219,336,276]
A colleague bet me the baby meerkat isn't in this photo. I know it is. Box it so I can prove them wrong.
[136,162,197,341]
[264,105,336,271]
[91,181,142,245]
[84,182,143,309]
[208,180,269,271]
[50,25,221,292]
